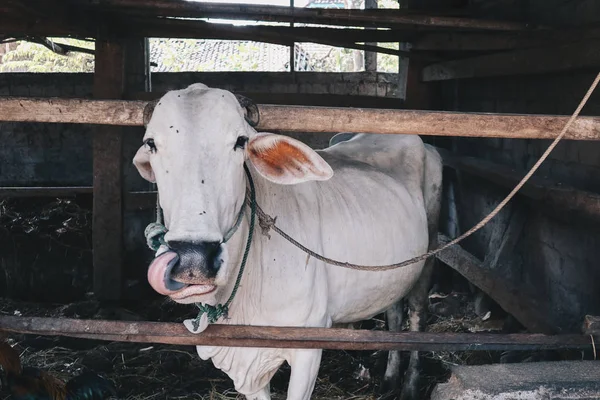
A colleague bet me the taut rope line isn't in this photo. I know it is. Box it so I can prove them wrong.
[252,72,600,271]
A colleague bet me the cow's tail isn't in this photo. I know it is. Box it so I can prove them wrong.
[422,144,443,251]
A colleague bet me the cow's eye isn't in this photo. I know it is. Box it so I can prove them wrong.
[145,139,157,153]
[234,136,248,150]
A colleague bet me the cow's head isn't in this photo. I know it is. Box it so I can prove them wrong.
[134,83,333,304]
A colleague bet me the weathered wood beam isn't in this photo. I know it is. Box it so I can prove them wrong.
[127,17,422,59]
[2,97,600,140]
[131,17,415,44]
[481,206,526,272]
[126,92,407,109]
[0,98,147,126]
[0,187,92,198]
[0,316,592,351]
[70,0,533,31]
[422,39,600,81]
[1,0,98,38]
[0,18,92,37]
[92,38,125,301]
[437,234,557,334]
[0,17,415,58]
[413,27,600,52]
[0,19,412,56]
[437,148,600,226]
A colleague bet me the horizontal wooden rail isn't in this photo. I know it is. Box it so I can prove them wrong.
[0,316,593,351]
[0,186,93,198]
[2,97,600,140]
[0,187,156,211]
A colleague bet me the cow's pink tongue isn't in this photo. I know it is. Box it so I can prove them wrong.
[147,251,187,295]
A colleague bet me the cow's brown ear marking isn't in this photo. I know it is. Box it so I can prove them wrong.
[247,133,333,185]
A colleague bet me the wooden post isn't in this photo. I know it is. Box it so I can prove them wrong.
[422,40,600,81]
[93,36,125,301]
[364,0,377,72]
[401,2,436,110]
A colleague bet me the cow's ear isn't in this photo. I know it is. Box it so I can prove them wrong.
[133,145,156,183]
[247,133,333,185]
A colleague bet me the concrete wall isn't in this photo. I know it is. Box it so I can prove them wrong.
[438,0,600,331]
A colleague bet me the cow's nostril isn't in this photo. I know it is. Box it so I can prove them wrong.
[163,253,187,291]
[203,241,221,257]
[167,240,223,279]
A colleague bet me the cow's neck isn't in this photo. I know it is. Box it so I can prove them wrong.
[215,164,323,325]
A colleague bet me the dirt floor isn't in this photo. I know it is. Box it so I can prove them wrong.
[0,291,517,400]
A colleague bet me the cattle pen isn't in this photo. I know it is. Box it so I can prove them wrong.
[1,1,600,399]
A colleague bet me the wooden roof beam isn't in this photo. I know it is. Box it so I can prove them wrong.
[414,26,600,52]
[70,0,537,31]
[422,39,600,81]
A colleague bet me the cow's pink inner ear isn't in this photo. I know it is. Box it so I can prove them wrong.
[133,147,156,183]
[247,134,333,185]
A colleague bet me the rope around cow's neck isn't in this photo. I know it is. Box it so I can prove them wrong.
[145,72,599,324]
[191,164,257,327]
[145,164,256,326]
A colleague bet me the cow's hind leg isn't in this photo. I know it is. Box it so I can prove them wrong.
[382,299,404,393]
[401,256,433,400]
[287,349,323,400]
[401,145,441,400]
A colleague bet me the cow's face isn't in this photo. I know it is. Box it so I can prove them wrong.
[134,83,333,304]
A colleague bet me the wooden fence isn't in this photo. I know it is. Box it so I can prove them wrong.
[0,95,598,350]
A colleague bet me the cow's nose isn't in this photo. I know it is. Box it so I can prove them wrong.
[167,241,223,282]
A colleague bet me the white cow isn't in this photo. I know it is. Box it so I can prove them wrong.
[134,83,442,400]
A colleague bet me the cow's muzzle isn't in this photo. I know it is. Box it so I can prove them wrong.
[147,241,223,298]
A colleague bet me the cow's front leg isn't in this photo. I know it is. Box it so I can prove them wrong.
[246,383,271,400]
[287,349,322,400]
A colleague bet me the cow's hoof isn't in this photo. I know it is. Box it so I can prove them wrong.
[399,384,419,400]
[379,378,400,398]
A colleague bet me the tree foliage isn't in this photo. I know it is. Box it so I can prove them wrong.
[0,38,94,73]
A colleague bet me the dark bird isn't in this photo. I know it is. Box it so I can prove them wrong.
[0,340,117,400]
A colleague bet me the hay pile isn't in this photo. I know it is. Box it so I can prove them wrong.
[0,198,93,302]
[0,298,384,400]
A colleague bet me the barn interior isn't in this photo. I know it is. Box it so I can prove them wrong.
[1,0,600,399]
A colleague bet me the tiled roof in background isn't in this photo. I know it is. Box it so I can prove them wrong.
[149,39,316,72]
